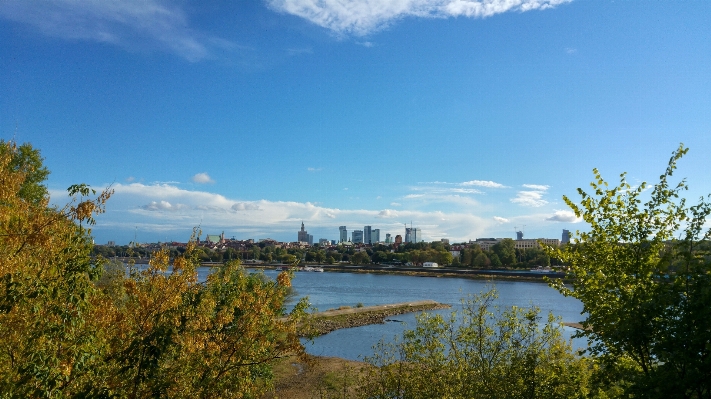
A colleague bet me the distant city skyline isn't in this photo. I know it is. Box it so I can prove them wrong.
[2,1,710,245]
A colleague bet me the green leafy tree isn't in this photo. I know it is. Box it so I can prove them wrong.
[435,250,453,266]
[351,251,371,265]
[0,140,50,205]
[360,288,591,399]
[546,145,711,398]
[471,251,491,268]
[493,238,516,266]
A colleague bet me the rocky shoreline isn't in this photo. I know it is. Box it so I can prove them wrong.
[300,300,451,337]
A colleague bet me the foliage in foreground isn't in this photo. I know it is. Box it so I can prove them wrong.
[357,288,592,399]
[546,144,711,398]
[0,141,306,397]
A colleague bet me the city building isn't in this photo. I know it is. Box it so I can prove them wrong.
[339,226,347,243]
[298,222,309,243]
[394,235,402,245]
[405,227,421,243]
[319,238,329,246]
[352,230,364,244]
[364,226,372,244]
[385,233,392,244]
[562,229,570,244]
[372,229,380,244]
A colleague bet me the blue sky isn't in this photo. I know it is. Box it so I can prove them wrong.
[2,0,710,245]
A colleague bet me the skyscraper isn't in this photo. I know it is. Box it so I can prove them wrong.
[339,226,347,242]
[562,229,570,244]
[405,227,421,243]
[372,229,380,244]
[352,230,364,244]
[411,228,421,243]
[298,221,309,243]
[364,226,372,244]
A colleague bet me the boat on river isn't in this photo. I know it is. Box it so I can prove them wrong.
[530,266,554,273]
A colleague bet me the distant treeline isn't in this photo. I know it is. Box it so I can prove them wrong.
[93,238,560,269]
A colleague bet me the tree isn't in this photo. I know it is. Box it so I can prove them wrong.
[435,250,453,266]
[351,251,370,265]
[493,238,516,266]
[546,144,711,398]
[0,140,50,205]
[0,141,306,397]
[359,288,591,399]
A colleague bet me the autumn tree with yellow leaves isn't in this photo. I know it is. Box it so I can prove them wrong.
[0,140,306,397]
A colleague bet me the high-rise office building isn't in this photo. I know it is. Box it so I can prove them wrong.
[372,229,380,244]
[385,233,391,244]
[406,227,421,243]
[339,226,347,242]
[352,230,364,244]
[562,229,570,244]
[364,226,372,244]
[409,228,421,243]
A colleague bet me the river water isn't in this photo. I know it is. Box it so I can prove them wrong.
[246,269,586,361]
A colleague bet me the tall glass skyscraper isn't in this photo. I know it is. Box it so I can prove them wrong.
[364,226,372,244]
[339,226,347,242]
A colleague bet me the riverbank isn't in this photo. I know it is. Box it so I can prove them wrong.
[300,300,451,337]
[247,263,567,282]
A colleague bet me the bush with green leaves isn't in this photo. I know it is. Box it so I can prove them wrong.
[546,144,711,398]
[359,288,592,399]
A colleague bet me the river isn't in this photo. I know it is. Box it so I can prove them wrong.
[246,269,586,361]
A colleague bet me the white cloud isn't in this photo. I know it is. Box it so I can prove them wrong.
[522,184,550,191]
[390,202,402,207]
[493,216,509,223]
[545,210,581,223]
[511,190,548,207]
[231,202,261,211]
[450,188,483,194]
[142,200,189,211]
[126,176,135,182]
[307,167,322,172]
[461,180,507,188]
[192,173,214,184]
[0,0,232,61]
[85,182,505,243]
[267,0,571,36]
[377,209,398,218]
